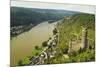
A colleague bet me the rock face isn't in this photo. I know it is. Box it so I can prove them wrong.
[81,27,88,49]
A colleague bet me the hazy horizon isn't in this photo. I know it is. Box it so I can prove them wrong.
[11,0,95,14]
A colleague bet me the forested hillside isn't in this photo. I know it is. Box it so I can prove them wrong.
[11,7,77,27]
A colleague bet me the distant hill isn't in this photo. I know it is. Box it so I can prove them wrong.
[11,7,77,27]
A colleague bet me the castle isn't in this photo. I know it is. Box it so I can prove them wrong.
[68,27,88,55]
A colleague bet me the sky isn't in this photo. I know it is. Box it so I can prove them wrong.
[11,0,96,5]
[11,0,95,14]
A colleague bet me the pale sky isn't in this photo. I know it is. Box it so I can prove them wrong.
[11,0,96,5]
[11,0,95,14]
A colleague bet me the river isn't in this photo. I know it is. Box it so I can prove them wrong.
[10,21,57,66]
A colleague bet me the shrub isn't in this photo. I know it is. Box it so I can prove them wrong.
[34,45,39,50]
[53,28,57,35]
[42,41,47,47]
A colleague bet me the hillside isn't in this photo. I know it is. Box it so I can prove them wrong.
[54,13,95,63]
[58,13,95,52]
[11,7,77,27]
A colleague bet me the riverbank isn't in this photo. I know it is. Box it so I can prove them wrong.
[10,23,34,38]
[10,21,58,66]
[16,21,59,65]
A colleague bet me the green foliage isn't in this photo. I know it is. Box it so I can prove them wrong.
[34,45,39,50]
[18,57,30,66]
[32,46,43,56]
[22,57,30,65]
[42,41,48,47]
[57,13,95,63]
[71,49,95,62]
[11,7,75,27]
[53,28,58,35]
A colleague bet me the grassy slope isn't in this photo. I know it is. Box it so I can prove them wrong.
[58,13,95,52]
[52,13,95,63]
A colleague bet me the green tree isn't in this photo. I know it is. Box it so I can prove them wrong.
[42,41,47,47]
[34,45,39,50]
[53,28,58,35]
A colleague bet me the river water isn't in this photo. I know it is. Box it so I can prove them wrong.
[10,21,57,66]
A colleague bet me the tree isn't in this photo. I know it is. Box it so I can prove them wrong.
[34,45,39,50]
[53,28,57,35]
[42,41,47,47]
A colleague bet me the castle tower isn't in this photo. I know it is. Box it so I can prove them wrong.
[81,27,88,49]
[68,39,72,55]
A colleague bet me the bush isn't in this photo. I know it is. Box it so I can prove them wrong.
[53,28,57,35]
[18,57,30,66]
[42,41,47,47]
[34,45,39,50]
[22,57,30,65]
[62,48,68,54]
